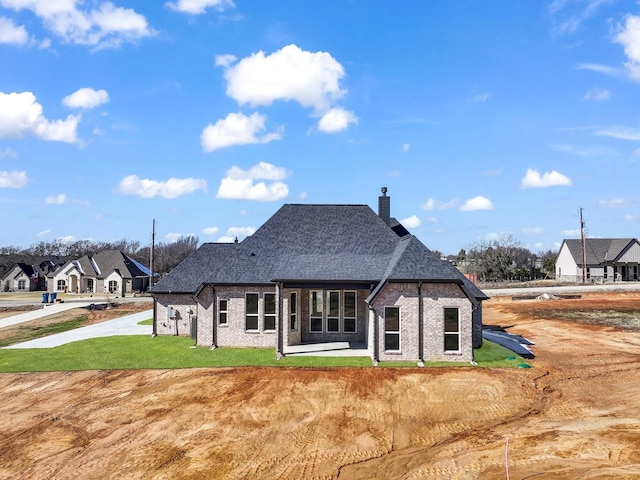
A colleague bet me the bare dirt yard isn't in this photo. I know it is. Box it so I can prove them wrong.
[1,292,640,479]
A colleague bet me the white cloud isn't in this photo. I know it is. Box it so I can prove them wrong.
[614,14,640,81]
[45,193,66,205]
[0,0,154,49]
[37,229,50,237]
[317,107,358,133]
[216,162,289,201]
[221,44,346,112]
[227,226,256,237]
[117,175,207,199]
[521,168,572,188]
[201,112,281,152]
[215,53,236,67]
[549,0,610,35]
[202,226,219,235]
[467,93,489,103]
[166,0,234,14]
[624,214,639,222]
[421,197,458,211]
[218,226,256,243]
[583,87,609,101]
[522,227,543,235]
[63,88,109,109]
[402,143,410,153]
[595,126,640,140]
[400,215,420,229]
[0,91,79,143]
[57,235,75,244]
[0,147,17,159]
[0,170,27,188]
[575,63,621,76]
[561,229,581,236]
[598,198,632,208]
[0,16,28,44]
[460,196,494,212]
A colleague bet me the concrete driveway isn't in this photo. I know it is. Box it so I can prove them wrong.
[3,310,153,349]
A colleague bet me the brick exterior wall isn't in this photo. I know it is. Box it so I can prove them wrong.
[154,293,197,337]
[371,282,474,363]
[155,282,479,363]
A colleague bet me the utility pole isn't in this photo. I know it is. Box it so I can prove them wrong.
[580,207,586,284]
[150,218,156,289]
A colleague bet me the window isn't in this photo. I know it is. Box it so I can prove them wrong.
[108,280,118,294]
[444,308,460,352]
[603,266,608,279]
[86,279,94,293]
[290,292,297,331]
[586,268,591,280]
[343,291,356,333]
[57,279,65,291]
[384,306,400,351]
[264,293,276,331]
[219,299,228,325]
[18,279,26,290]
[245,293,259,331]
[327,291,340,332]
[310,290,323,332]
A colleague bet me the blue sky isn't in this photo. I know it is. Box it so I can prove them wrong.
[1,0,639,255]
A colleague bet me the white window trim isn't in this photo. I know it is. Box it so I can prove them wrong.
[245,292,260,332]
[263,293,277,331]
[343,290,357,334]
[290,292,298,331]
[309,290,324,333]
[218,298,229,326]
[326,290,341,333]
[384,306,401,353]
[443,307,461,353]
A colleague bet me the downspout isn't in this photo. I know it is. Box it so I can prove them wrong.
[276,282,283,359]
[370,305,379,366]
[209,286,216,349]
[418,281,424,365]
[151,297,157,337]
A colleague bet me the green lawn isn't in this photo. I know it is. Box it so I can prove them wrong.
[0,335,528,372]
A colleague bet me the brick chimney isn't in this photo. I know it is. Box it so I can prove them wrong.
[378,187,390,225]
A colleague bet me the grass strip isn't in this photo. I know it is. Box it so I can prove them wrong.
[0,336,524,372]
[0,315,89,348]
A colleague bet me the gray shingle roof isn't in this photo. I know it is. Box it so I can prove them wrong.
[562,238,638,265]
[151,203,487,301]
[73,250,150,279]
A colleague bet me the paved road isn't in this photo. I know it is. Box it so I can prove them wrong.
[483,282,640,297]
[3,310,153,349]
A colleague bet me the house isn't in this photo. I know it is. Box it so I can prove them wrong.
[1,256,66,292]
[151,189,488,363]
[2,263,38,292]
[49,249,152,295]
[555,238,640,282]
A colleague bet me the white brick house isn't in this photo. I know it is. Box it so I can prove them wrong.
[151,189,488,363]
[556,238,640,283]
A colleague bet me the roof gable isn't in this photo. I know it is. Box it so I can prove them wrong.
[561,238,638,265]
[152,203,488,301]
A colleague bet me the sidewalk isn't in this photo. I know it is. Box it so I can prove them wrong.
[0,302,94,329]
[3,310,153,349]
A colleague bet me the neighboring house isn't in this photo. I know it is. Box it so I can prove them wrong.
[1,256,66,292]
[556,238,640,282]
[151,189,489,363]
[2,263,38,292]
[49,250,152,295]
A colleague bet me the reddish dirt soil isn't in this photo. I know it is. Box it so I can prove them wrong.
[1,292,640,479]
